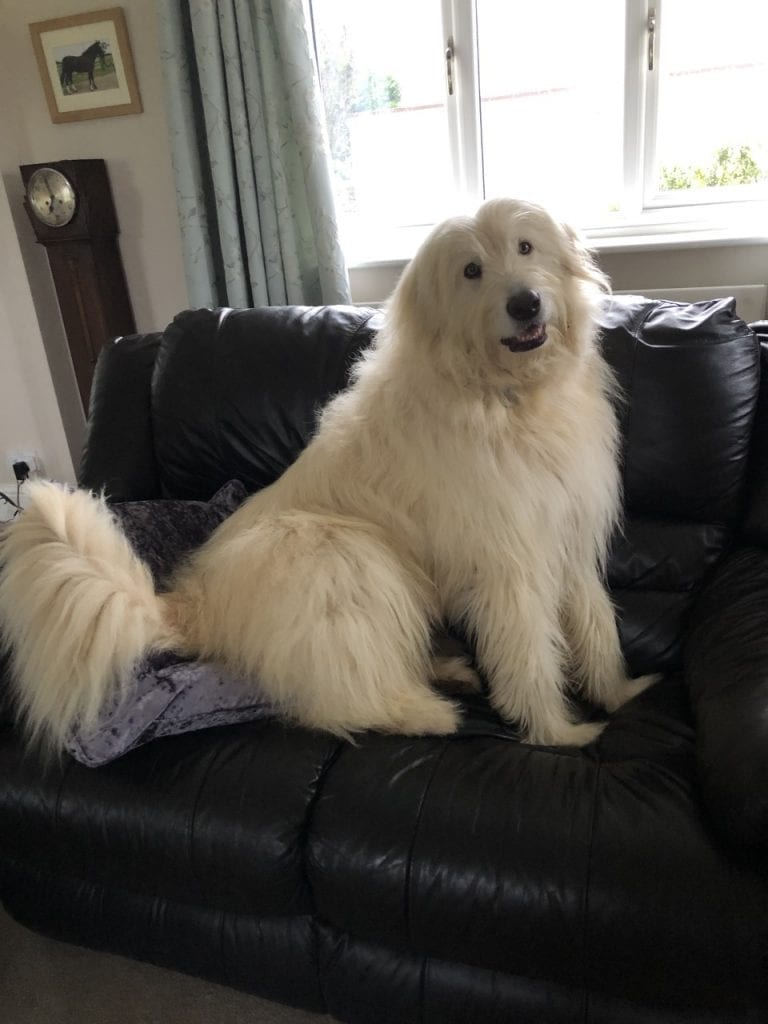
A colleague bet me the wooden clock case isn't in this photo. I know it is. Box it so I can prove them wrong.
[20,158,136,410]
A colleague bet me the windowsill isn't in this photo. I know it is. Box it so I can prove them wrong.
[345,202,768,270]
[585,219,768,254]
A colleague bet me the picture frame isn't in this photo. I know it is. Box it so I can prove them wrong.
[29,6,142,124]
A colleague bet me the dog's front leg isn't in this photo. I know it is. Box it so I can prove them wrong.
[562,571,659,712]
[467,580,604,747]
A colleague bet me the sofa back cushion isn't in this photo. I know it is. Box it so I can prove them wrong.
[81,295,760,677]
[597,295,760,674]
[151,306,383,500]
[742,328,768,547]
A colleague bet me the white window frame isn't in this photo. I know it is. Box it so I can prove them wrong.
[623,0,652,221]
[442,0,482,208]
[633,0,767,220]
[316,0,768,266]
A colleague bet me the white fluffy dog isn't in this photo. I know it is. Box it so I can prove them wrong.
[0,198,655,752]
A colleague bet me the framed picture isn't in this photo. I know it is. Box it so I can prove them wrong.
[29,6,142,123]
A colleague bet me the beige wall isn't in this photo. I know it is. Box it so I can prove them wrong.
[0,177,75,486]
[602,243,768,297]
[0,0,188,482]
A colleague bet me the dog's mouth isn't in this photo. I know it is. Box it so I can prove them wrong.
[500,322,547,352]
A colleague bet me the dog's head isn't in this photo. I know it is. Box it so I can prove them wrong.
[387,198,609,391]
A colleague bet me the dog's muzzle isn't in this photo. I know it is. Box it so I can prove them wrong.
[501,288,547,352]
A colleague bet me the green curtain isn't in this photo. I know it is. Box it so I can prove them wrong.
[156,0,350,307]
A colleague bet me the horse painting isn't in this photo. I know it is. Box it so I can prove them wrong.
[59,41,107,95]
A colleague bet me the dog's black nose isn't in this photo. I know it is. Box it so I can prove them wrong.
[507,289,541,322]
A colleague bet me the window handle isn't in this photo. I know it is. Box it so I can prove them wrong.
[446,36,454,96]
[648,8,656,71]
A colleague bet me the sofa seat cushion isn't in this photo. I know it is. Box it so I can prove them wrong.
[0,858,326,1015]
[307,679,767,1017]
[1,680,766,1018]
[0,720,339,917]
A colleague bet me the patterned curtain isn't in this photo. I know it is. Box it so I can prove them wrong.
[156,0,350,308]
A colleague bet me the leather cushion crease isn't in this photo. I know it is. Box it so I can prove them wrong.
[1,294,767,1023]
[151,305,384,500]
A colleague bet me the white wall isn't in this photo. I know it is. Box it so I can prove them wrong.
[0,0,188,483]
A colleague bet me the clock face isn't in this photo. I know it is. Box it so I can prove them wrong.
[27,167,77,228]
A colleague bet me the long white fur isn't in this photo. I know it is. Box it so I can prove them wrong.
[0,198,656,752]
[0,485,179,749]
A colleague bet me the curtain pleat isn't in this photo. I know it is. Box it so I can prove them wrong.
[156,0,351,308]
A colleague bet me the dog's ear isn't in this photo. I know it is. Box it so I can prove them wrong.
[560,222,611,294]
[387,252,431,340]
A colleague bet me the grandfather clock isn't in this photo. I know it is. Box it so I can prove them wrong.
[20,158,135,411]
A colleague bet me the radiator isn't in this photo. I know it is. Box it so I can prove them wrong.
[616,285,767,325]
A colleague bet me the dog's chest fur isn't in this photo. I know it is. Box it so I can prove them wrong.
[412,386,617,588]
[225,343,619,614]
[300,357,620,592]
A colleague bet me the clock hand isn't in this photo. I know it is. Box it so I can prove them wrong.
[41,174,56,209]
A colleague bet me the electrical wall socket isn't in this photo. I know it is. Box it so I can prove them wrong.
[8,450,42,478]
[1,450,44,519]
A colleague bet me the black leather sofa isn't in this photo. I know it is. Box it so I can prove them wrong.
[1,296,767,1023]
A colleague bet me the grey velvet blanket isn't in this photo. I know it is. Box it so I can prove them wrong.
[65,650,277,767]
[60,480,282,765]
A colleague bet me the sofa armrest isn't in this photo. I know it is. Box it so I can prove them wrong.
[0,525,16,732]
[79,332,163,500]
[0,648,17,733]
[685,545,768,852]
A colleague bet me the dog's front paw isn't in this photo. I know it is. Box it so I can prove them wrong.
[523,718,606,748]
[602,673,661,713]
[430,654,483,693]
[382,693,462,736]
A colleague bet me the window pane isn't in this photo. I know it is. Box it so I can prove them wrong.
[476,0,625,223]
[311,0,452,240]
[654,0,768,198]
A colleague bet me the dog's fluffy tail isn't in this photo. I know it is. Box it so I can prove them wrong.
[0,481,174,751]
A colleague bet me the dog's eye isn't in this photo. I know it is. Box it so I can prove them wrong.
[463,262,482,280]
[518,240,533,255]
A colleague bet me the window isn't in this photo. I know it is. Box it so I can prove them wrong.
[647,0,768,206]
[310,0,768,260]
[310,0,451,233]
[475,0,625,222]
